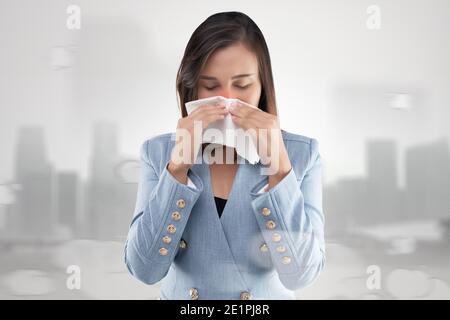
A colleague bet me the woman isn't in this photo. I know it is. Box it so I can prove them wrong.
[124,11,325,300]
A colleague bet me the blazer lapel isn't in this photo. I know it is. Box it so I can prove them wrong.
[196,156,268,285]
[187,159,250,289]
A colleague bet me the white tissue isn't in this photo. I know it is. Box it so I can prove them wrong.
[185,96,260,165]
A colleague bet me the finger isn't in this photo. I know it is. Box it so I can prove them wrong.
[236,99,258,109]
[231,113,262,131]
[206,105,229,113]
[190,104,224,116]
[230,113,248,128]
[228,101,257,117]
[203,113,226,126]
[198,107,228,119]
[191,104,226,118]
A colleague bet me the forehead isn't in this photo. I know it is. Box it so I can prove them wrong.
[201,42,258,77]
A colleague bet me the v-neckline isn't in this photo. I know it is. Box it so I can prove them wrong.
[205,156,244,222]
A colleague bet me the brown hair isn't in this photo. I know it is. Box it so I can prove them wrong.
[176,11,277,118]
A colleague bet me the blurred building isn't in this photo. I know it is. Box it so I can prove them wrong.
[56,171,79,236]
[6,126,55,239]
[84,122,136,240]
[2,123,137,242]
[366,139,401,225]
[405,138,449,221]
[324,137,449,236]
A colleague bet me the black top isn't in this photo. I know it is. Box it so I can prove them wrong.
[214,196,227,218]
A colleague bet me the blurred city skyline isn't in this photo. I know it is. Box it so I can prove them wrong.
[0,0,449,299]
[0,122,448,239]
[0,121,448,299]
[1,0,450,186]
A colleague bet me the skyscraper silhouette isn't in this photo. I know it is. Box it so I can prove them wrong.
[85,121,136,240]
[12,126,54,238]
[405,138,449,220]
[365,139,400,225]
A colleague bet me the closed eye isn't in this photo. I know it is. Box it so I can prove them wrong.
[204,84,252,91]
[235,84,252,90]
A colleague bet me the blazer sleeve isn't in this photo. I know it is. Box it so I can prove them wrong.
[249,138,326,291]
[124,139,204,285]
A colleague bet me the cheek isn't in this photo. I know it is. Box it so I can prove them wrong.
[241,84,262,106]
[197,88,210,100]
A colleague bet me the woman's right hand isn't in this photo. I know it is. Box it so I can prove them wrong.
[168,101,229,183]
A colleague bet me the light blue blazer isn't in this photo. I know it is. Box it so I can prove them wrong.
[124,129,326,300]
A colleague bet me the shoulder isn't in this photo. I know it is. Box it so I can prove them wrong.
[280,129,321,171]
[138,132,176,169]
[143,132,175,149]
[281,129,320,157]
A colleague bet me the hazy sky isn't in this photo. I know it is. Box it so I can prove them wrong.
[1,0,449,186]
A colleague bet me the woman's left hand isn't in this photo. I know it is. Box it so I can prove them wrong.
[228,100,292,189]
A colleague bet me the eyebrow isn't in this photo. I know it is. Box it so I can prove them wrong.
[199,73,255,80]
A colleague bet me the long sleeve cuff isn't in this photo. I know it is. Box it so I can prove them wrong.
[249,168,301,274]
[126,161,204,271]
[249,164,325,290]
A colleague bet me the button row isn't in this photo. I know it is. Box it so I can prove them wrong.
[188,288,252,300]
[260,242,286,253]
[260,207,292,265]
[158,198,187,256]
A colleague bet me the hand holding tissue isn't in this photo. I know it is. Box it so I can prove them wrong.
[185,96,260,164]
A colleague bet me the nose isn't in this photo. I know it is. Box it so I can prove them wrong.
[217,87,233,99]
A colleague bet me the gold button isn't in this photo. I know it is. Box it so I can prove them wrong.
[159,247,168,256]
[282,256,292,264]
[171,211,181,221]
[177,199,186,208]
[272,233,281,242]
[179,239,187,249]
[259,243,269,252]
[162,235,172,244]
[261,207,271,216]
[240,291,252,300]
[276,245,286,253]
[266,220,276,230]
[189,287,199,300]
[167,224,176,234]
